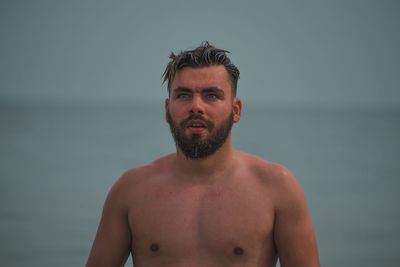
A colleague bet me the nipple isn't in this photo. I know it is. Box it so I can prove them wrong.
[150,243,159,252]
[233,246,244,255]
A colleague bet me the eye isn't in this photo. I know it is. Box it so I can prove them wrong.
[205,94,218,99]
[176,93,190,99]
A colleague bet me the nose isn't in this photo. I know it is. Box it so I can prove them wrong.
[190,94,205,114]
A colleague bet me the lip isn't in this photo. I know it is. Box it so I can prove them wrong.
[188,127,206,134]
[186,119,207,134]
[187,120,207,127]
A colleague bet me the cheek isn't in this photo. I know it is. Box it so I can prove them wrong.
[167,105,187,124]
[168,106,183,119]
[210,101,231,113]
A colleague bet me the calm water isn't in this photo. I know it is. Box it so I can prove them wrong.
[1,101,399,266]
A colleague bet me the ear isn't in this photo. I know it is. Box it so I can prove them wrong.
[165,98,170,123]
[233,98,242,123]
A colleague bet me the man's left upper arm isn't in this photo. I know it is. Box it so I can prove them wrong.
[273,168,320,267]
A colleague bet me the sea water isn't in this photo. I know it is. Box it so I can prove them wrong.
[1,101,399,266]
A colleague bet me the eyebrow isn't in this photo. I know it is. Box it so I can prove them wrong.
[173,86,225,95]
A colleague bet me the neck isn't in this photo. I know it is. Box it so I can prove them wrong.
[173,135,235,178]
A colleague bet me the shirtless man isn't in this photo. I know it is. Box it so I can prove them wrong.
[86,42,320,267]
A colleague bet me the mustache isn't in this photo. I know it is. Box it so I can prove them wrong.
[180,115,214,130]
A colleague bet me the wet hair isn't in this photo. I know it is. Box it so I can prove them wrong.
[162,41,240,96]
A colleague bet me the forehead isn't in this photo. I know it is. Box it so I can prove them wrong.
[170,65,232,92]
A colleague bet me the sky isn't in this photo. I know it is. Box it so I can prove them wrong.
[1,0,399,108]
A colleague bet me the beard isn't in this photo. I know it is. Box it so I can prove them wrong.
[167,110,234,159]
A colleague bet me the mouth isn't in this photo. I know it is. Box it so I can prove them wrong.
[187,120,207,134]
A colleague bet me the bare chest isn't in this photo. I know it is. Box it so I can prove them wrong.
[128,180,276,266]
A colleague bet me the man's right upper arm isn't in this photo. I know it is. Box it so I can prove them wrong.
[86,178,132,267]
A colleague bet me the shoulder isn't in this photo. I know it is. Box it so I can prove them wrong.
[239,152,294,182]
[106,154,174,203]
[238,151,303,197]
[119,154,173,182]
[239,152,309,213]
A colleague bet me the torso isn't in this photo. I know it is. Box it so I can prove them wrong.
[123,152,280,267]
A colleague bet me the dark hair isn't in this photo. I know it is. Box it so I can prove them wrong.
[162,41,240,96]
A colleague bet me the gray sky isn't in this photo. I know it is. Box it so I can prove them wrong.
[1,0,399,108]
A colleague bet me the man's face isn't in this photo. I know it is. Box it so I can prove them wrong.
[165,65,241,159]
